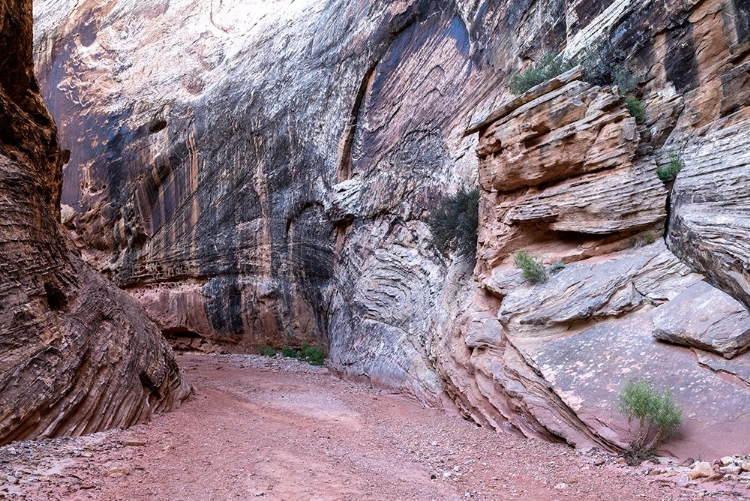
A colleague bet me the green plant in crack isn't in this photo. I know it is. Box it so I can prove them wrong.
[508,52,575,95]
[514,250,547,283]
[625,96,646,122]
[428,187,479,258]
[656,153,684,183]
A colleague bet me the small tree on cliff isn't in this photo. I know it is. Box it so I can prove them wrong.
[428,187,479,258]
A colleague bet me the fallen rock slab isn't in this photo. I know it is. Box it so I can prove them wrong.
[652,280,750,359]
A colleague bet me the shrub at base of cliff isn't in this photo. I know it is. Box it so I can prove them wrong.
[514,250,548,283]
[656,154,684,183]
[280,345,326,366]
[508,53,575,95]
[428,187,479,258]
[618,379,683,463]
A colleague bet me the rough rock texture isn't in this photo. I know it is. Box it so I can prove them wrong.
[474,70,667,275]
[458,0,750,457]
[33,0,750,458]
[0,0,191,446]
[653,280,750,359]
[32,0,536,402]
[668,108,750,311]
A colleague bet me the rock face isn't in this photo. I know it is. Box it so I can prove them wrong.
[453,0,750,458]
[653,280,750,359]
[32,0,750,458]
[0,0,191,446]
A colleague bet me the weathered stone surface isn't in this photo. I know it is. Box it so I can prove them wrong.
[478,82,637,193]
[433,270,616,450]
[32,0,496,399]
[31,0,750,460]
[518,311,750,459]
[495,242,699,336]
[0,0,190,445]
[695,349,750,387]
[689,461,714,480]
[668,108,750,311]
[474,78,668,276]
[465,66,585,136]
[653,281,750,359]
[463,0,750,458]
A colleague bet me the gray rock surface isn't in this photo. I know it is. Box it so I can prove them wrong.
[653,281,750,359]
[494,242,699,336]
[668,109,750,311]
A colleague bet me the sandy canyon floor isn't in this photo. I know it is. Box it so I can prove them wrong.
[1,354,749,500]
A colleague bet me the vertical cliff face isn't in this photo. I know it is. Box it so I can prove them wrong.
[0,0,191,446]
[34,0,552,401]
[32,0,750,457]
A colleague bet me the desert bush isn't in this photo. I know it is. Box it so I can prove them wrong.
[280,345,326,366]
[618,379,682,460]
[281,347,297,358]
[508,53,575,95]
[428,187,479,258]
[625,96,646,122]
[611,65,639,94]
[299,345,326,366]
[260,346,277,357]
[656,153,684,182]
[578,40,639,94]
[514,250,547,283]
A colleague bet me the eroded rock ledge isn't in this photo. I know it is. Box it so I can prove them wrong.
[441,37,750,457]
[0,0,191,446]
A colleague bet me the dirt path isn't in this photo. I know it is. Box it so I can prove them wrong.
[2,354,749,500]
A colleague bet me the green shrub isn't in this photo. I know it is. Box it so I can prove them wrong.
[281,347,297,358]
[514,250,547,283]
[625,96,646,122]
[656,153,684,182]
[578,40,639,94]
[260,346,277,357]
[508,53,575,95]
[618,379,682,460]
[612,65,639,94]
[279,345,326,366]
[299,345,326,366]
[428,187,479,258]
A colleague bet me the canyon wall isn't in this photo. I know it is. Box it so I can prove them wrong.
[32,0,750,457]
[0,0,191,446]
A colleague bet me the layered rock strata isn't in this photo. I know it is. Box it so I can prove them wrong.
[456,22,750,454]
[33,0,750,458]
[0,0,191,446]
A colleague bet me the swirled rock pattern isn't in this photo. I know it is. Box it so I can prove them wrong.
[0,0,191,446]
[31,0,750,458]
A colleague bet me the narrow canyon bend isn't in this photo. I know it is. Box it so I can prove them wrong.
[1,0,750,497]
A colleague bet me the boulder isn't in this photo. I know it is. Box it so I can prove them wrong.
[652,281,750,359]
[669,108,750,312]
[495,242,699,336]
[689,462,715,480]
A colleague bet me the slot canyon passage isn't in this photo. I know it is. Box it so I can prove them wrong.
[2,0,750,498]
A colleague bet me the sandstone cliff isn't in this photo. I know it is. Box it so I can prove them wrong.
[0,0,191,446]
[32,0,750,457]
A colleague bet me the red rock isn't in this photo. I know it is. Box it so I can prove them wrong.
[0,0,191,445]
